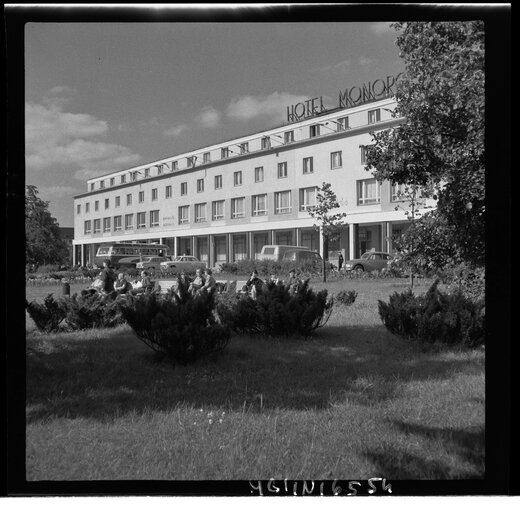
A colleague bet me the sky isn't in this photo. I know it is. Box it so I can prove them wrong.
[24,12,404,227]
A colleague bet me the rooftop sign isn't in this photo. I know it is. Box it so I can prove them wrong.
[286,73,404,124]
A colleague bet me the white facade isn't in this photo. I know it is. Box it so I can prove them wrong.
[73,96,434,266]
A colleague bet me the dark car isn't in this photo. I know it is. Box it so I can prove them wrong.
[343,252,393,272]
[282,249,323,268]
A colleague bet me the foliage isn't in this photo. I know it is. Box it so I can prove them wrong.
[61,293,124,330]
[378,280,485,347]
[118,278,231,365]
[217,279,333,338]
[25,294,67,333]
[437,263,485,303]
[334,290,358,306]
[307,182,347,281]
[25,185,70,267]
[219,258,325,277]
[366,21,485,267]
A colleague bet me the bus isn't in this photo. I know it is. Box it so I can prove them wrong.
[94,242,170,268]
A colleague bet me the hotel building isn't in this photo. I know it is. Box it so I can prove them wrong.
[72,90,435,267]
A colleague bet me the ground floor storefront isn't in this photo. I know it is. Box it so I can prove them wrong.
[73,221,411,267]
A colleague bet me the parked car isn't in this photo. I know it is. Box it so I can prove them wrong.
[258,245,314,262]
[136,256,170,271]
[160,255,206,272]
[343,252,393,272]
[282,249,323,268]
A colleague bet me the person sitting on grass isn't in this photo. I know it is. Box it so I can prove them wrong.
[286,268,301,295]
[245,270,264,299]
[114,272,132,296]
[200,268,217,295]
[188,268,205,294]
[131,270,154,295]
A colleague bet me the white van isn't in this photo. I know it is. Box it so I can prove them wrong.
[258,245,321,263]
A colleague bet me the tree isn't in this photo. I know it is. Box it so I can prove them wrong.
[307,182,347,282]
[25,185,69,267]
[366,21,485,267]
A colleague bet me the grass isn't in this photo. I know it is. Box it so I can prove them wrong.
[25,277,485,481]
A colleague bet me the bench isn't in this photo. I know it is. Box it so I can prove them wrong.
[154,279,179,294]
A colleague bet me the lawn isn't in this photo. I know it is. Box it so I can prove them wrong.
[25,277,485,481]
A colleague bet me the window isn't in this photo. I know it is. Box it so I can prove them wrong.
[126,194,132,205]
[77,204,81,215]
[284,130,294,144]
[203,152,211,163]
[368,108,381,124]
[172,160,178,171]
[278,162,288,178]
[310,124,320,138]
[360,145,372,165]
[121,174,126,184]
[274,190,292,214]
[85,202,90,213]
[95,201,99,211]
[139,191,145,203]
[166,185,172,198]
[84,220,91,234]
[137,212,146,228]
[212,200,225,221]
[105,198,109,210]
[261,137,271,150]
[152,188,158,201]
[115,196,120,208]
[187,156,197,168]
[103,217,111,232]
[197,179,204,193]
[299,187,317,211]
[157,165,163,175]
[234,171,242,186]
[240,142,249,154]
[93,219,101,234]
[336,116,349,131]
[114,215,122,231]
[214,174,222,189]
[254,166,264,182]
[181,182,187,195]
[231,197,245,219]
[90,183,95,192]
[195,203,207,223]
[144,168,150,178]
[391,182,411,201]
[131,172,138,182]
[357,178,381,205]
[303,157,313,174]
[331,151,343,169]
[252,194,267,216]
[221,147,229,159]
[99,180,105,189]
[178,205,189,224]
[110,177,115,187]
[150,210,160,227]
[125,214,134,230]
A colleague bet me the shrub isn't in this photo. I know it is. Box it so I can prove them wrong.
[25,294,67,333]
[378,280,485,347]
[335,290,358,306]
[217,279,333,338]
[35,264,60,275]
[118,279,231,365]
[61,292,124,330]
[437,263,485,303]
[219,259,322,277]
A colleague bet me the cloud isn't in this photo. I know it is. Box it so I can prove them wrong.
[41,85,77,109]
[312,59,352,75]
[369,22,395,36]
[163,123,190,137]
[358,56,376,66]
[195,106,221,128]
[25,96,141,178]
[226,92,310,122]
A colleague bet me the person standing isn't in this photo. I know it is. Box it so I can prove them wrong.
[100,260,117,294]
[338,252,344,272]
